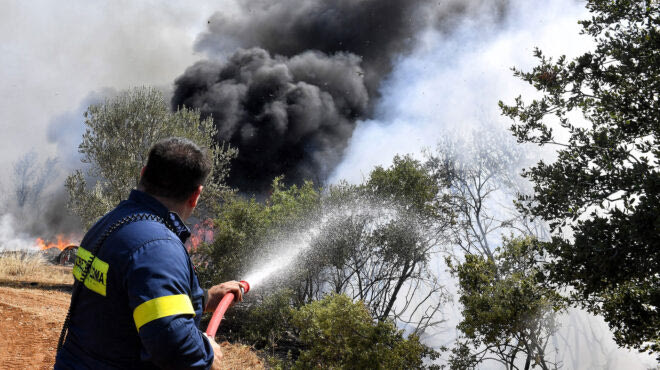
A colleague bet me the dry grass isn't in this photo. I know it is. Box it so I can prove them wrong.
[0,252,72,285]
[219,341,265,370]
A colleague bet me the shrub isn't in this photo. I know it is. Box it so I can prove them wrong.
[291,293,438,369]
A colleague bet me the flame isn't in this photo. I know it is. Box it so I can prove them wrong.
[187,219,215,251]
[36,235,76,251]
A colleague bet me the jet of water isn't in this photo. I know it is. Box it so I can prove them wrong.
[242,199,397,290]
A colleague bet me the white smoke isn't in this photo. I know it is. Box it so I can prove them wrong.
[0,0,231,178]
[0,214,38,251]
[0,0,235,239]
[330,0,591,183]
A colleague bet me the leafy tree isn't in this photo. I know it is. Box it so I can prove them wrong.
[366,155,443,216]
[425,134,563,368]
[305,190,447,333]
[202,159,450,356]
[448,237,564,370]
[499,0,659,352]
[233,289,297,352]
[299,156,451,333]
[196,177,320,287]
[291,293,439,370]
[196,179,320,357]
[65,86,236,227]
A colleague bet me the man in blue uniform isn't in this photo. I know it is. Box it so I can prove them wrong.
[55,137,243,369]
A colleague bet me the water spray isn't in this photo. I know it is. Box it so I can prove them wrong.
[203,202,396,337]
[205,280,250,338]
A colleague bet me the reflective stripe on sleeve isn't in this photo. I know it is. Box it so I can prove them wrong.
[133,294,196,331]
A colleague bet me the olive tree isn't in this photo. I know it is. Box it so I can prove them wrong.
[65,86,236,227]
[288,156,452,335]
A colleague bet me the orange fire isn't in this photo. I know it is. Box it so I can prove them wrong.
[36,235,76,251]
[187,219,215,251]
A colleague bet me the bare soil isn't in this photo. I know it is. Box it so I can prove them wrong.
[0,268,263,369]
[0,286,68,369]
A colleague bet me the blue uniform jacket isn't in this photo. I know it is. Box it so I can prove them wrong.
[55,190,214,369]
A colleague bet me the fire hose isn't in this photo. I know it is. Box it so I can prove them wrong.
[205,280,250,338]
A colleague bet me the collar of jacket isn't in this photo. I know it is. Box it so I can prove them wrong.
[128,190,192,243]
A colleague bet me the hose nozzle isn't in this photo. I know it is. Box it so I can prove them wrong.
[239,280,250,295]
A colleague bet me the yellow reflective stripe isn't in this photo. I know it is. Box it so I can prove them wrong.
[133,294,195,331]
[72,247,109,296]
[72,247,93,281]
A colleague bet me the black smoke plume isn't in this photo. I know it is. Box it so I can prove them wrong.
[172,0,507,193]
[173,48,368,192]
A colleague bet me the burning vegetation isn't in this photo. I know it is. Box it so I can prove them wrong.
[187,219,215,251]
[35,235,76,251]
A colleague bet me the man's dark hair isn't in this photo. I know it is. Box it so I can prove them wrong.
[139,137,212,202]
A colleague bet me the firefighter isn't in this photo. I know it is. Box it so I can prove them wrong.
[55,137,243,369]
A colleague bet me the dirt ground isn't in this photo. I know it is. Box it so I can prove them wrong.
[0,286,69,370]
[0,282,263,369]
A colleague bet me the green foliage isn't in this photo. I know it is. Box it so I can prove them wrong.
[65,86,236,227]
[304,157,450,331]
[196,177,320,286]
[499,0,659,352]
[448,237,563,369]
[291,293,439,370]
[222,289,296,353]
[199,158,449,359]
[366,155,440,216]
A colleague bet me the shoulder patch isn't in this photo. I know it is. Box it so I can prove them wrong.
[73,247,109,296]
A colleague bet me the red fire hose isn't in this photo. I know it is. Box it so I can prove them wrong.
[205,280,250,338]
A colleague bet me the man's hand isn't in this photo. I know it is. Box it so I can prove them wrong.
[204,333,223,370]
[204,281,245,312]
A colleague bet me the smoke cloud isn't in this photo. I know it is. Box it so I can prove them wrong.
[173,0,508,193]
[173,48,368,192]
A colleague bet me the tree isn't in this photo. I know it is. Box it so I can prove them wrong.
[305,185,448,334]
[291,293,439,370]
[426,135,560,368]
[448,237,564,370]
[12,151,57,212]
[65,86,236,227]
[202,158,451,356]
[499,0,659,353]
[196,177,320,287]
[302,155,451,334]
[196,179,325,358]
[425,133,536,260]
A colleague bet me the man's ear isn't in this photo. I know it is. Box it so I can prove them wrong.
[140,166,146,177]
[188,185,203,208]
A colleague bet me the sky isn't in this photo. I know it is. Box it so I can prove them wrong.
[0,0,656,368]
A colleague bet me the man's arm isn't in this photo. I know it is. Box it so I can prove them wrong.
[126,239,214,370]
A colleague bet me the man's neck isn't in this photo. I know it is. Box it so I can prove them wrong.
[137,186,187,220]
